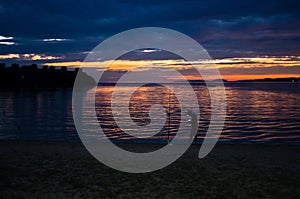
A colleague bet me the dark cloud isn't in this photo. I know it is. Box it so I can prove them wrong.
[0,0,299,63]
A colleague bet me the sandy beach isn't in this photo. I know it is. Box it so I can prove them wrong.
[0,140,299,198]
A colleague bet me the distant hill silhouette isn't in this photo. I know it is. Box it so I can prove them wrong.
[0,63,95,88]
[234,77,300,83]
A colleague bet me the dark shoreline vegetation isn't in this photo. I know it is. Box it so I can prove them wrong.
[0,63,78,88]
[1,63,300,88]
[0,63,95,88]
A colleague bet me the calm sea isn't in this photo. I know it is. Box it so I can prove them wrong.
[0,83,299,144]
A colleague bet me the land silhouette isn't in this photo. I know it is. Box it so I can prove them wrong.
[0,63,95,88]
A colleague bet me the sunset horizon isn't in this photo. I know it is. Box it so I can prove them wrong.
[1,54,299,81]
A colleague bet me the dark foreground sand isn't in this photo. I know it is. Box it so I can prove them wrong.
[0,140,299,198]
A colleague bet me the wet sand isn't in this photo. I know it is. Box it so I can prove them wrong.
[0,140,299,198]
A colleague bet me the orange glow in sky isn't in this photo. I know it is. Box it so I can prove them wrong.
[44,56,300,81]
[221,74,300,81]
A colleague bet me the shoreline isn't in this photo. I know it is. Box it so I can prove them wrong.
[2,137,300,146]
[1,140,299,198]
[1,139,300,170]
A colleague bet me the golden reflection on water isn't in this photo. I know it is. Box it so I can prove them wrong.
[95,85,182,140]
[94,83,300,143]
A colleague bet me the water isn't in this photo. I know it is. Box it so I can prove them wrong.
[0,83,300,144]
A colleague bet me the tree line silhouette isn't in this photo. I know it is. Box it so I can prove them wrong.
[0,63,84,88]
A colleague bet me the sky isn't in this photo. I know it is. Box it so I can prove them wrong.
[0,0,300,80]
